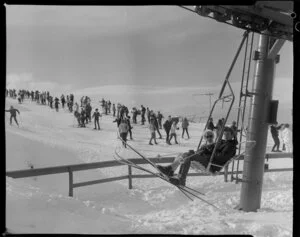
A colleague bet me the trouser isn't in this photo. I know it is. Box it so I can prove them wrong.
[141,114,145,124]
[149,132,157,144]
[156,127,162,138]
[272,136,280,151]
[120,132,127,147]
[182,128,190,138]
[113,110,116,117]
[10,116,19,126]
[178,152,211,183]
[165,130,170,143]
[169,133,178,143]
[128,129,132,139]
[158,120,162,129]
[94,119,100,129]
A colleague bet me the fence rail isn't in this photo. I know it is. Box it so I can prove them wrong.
[6,153,293,197]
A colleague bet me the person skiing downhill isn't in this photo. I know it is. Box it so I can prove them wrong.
[5,106,20,126]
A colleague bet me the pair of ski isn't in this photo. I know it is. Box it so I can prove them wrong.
[115,136,220,210]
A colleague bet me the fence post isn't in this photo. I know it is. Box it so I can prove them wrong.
[128,165,132,189]
[68,167,73,197]
[224,165,228,182]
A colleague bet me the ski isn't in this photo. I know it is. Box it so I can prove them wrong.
[114,141,220,209]
[116,136,206,196]
[114,149,219,209]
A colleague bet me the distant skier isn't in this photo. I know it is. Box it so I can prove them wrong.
[163,116,172,145]
[54,97,60,112]
[181,117,190,139]
[157,111,164,129]
[119,119,129,148]
[270,122,281,152]
[125,116,133,140]
[281,124,293,153]
[112,104,116,117]
[5,106,20,126]
[61,95,66,109]
[92,108,101,130]
[141,105,146,125]
[80,107,86,127]
[169,121,179,144]
[149,118,158,145]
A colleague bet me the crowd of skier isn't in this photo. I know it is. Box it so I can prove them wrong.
[5,88,292,153]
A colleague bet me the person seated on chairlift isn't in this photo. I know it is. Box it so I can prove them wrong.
[157,127,237,186]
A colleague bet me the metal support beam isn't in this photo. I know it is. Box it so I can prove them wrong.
[268,39,285,59]
[239,31,278,212]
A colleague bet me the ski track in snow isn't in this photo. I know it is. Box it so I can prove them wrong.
[5,98,293,235]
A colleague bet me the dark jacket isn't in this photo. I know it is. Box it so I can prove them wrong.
[270,125,279,137]
[163,120,172,132]
[212,139,238,170]
[92,111,101,120]
[5,108,20,117]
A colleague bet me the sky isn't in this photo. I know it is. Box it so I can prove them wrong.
[6,5,293,122]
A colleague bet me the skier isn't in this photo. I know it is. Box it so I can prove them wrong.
[157,127,237,186]
[270,122,281,152]
[149,118,158,145]
[80,107,86,127]
[119,119,129,148]
[281,124,293,153]
[5,106,20,126]
[157,111,164,129]
[61,95,66,109]
[85,103,92,123]
[112,104,116,117]
[181,117,190,139]
[152,113,162,139]
[141,105,146,125]
[163,116,173,145]
[92,108,101,130]
[125,116,133,140]
[54,97,60,112]
[169,121,179,144]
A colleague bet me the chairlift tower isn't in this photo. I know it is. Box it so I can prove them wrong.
[180,2,293,212]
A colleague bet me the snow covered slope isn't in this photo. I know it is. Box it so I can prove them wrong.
[5,97,293,235]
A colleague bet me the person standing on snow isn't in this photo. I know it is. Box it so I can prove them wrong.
[141,105,146,125]
[281,124,293,153]
[157,111,164,129]
[163,115,173,145]
[181,117,190,139]
[149,118,158,145]
[61,94,66,109]
[169,121,179,144]
[125,116,133,140]
[119,119,129,148]
[270,122,282,152]
[5,105,20,126]
[112,104,116,117]
[92,108,101,130]
[54,97,60,112]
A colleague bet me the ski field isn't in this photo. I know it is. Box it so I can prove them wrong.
[5,97,293,236]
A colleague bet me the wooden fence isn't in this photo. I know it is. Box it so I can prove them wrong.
[6,153,293,197]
